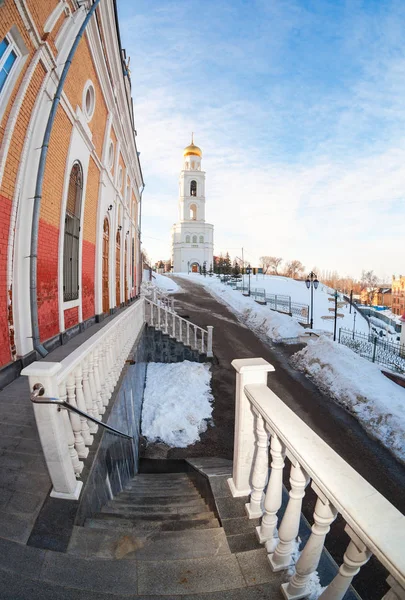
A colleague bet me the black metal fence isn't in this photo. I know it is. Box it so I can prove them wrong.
[339,328,405,374]
[221,277,309,324]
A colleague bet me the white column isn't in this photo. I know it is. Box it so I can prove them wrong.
[269,459,308,571]
[382,576,405,600]
[257,431,285,551]
[246,409,269,518]
[172,311,176,337]
[318,526,371,600]
[21,362,83,500]
[59,380,83,475]
[194,326,197,349]
[207,325,213,357]
[228,358,274,498]
[282,484,337,599]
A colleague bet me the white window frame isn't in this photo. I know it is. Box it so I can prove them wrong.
[0,28,27,123]
[82,79,96,122]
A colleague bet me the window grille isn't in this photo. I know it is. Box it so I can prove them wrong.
[63,163,83,302]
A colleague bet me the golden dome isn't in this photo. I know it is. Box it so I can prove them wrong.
[183,133,202,157]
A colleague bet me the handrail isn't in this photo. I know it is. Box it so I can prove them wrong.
[244,381,405,588]
[30,384,133,440]
[145,298,208,335]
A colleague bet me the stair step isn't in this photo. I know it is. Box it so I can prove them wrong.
[122,486,197,496]
[100,504,210,517]
[133,473,191,481]
[110,496,205,508]
[68,525,230,560]
[85,514,220,532]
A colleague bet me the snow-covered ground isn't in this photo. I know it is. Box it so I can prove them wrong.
[142,271,182,294]
[141,361,214,448]
[174,273,369,337]
[292,337,405,464]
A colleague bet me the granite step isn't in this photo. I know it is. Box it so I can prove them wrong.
[120,487,199,497]
[112,494,204,506]
[68,525,230,560]
[100,504,212,517]
[85,513,220,532]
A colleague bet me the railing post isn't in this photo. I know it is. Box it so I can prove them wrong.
[382,576,405,600]
[178,317,182,342]
[171,297,175,312]
[187,322,190,346]
[246,409,269,518]
[282,484,337,599]
[153,288,157,303]
[269,459,309,571]
[21,362,83,500]
[228,358,275,497]
[318,526,371,600]
[207,326,214,357]
[158,305,161,330]
[257,431,285,551]
[194,325,197,349]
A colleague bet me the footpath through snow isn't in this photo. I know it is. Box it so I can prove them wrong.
[171,273,405,464]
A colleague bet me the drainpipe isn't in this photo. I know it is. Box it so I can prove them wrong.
[30,0,102,357]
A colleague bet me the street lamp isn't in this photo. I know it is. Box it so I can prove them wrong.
[305,271,319,331]
[247,263,251,296]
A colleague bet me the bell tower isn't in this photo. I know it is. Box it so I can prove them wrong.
[178,133,206,222]
[171,136,214,273]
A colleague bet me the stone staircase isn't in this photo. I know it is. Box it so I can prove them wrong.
[64,467,285,597]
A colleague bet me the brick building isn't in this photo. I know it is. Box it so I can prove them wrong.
[0,0,144,384]
[392,275,405,316]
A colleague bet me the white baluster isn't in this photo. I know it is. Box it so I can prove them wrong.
[207,325,213,357]
[201,330,205,353]
[164,307,169,334]
[150,301,154,326]
[282,484,337,599]
[382,576,405,600]
[93,348,105,414]
[66,372,88,458]
[59,380,83,474]
[98,344,109,407]
[171,297,175,312]
[194,325,197,349]
[158,305,161,330]
[187,322,190,345]
[318,526,371,600]
[269,459,309,571]
[172,311,176,337]
[82,358,98,433]
[153,288,157,303]
[179,317,182,342]
[73,365,93,446]
[103,332,114,397]
[88,351,102,418]
[257,431,285,551]
[246,410,269,518]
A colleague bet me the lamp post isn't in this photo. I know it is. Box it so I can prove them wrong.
[203,261,207,277]
[187,261,190,275]
[305,271,319,331]
[247,263,251,296]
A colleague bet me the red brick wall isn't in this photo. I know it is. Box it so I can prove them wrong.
[0,194,12,366]
[82,240,95,320]
[64,306,78,330]
[37,220,59,341]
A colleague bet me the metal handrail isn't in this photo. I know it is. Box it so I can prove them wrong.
[30,384,133,440]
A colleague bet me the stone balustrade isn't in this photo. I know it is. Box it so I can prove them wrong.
[21,299,145,501]
[228,358,405,600]
[145,298,213,358]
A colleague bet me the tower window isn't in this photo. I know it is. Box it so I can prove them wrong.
[199,235,204,243]
[192,235,197,243]
[190,180,197,196]
[185,235,190,243]
[63,162,83,302]
[190,204,197,220]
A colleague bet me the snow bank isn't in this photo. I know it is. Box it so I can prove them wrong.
[151,272,181,293]
[141,361,214,448]
[291,337,405,463]
[175,273,303,342]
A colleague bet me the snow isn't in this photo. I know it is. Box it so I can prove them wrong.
[285,538,326,599]
[291,336,405,464]
[141,361,214,448]
[151,272,182,294]
[174,273,303,342]
[174,273,369,337]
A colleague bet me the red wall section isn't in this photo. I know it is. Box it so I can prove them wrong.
[64,306,78,329]
[82,239,95,320]
[37,220,59,342]
[0,194,12,367]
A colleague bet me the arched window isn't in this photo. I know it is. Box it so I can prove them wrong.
[190,180,197,196]
[185,235,190,243]
[63,162,83,301]
[190,204,197,220]
[192,235,197,243]
[199,235,204,243]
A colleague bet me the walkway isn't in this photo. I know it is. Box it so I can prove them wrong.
[0,305,132,544]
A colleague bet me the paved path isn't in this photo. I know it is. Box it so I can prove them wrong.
[170,276,405,513]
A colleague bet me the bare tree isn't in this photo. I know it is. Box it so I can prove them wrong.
[361,270,379,304]
[259,256,283,275]
[284,260,305,279]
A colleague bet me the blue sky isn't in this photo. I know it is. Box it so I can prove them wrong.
[117,0,405,280]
